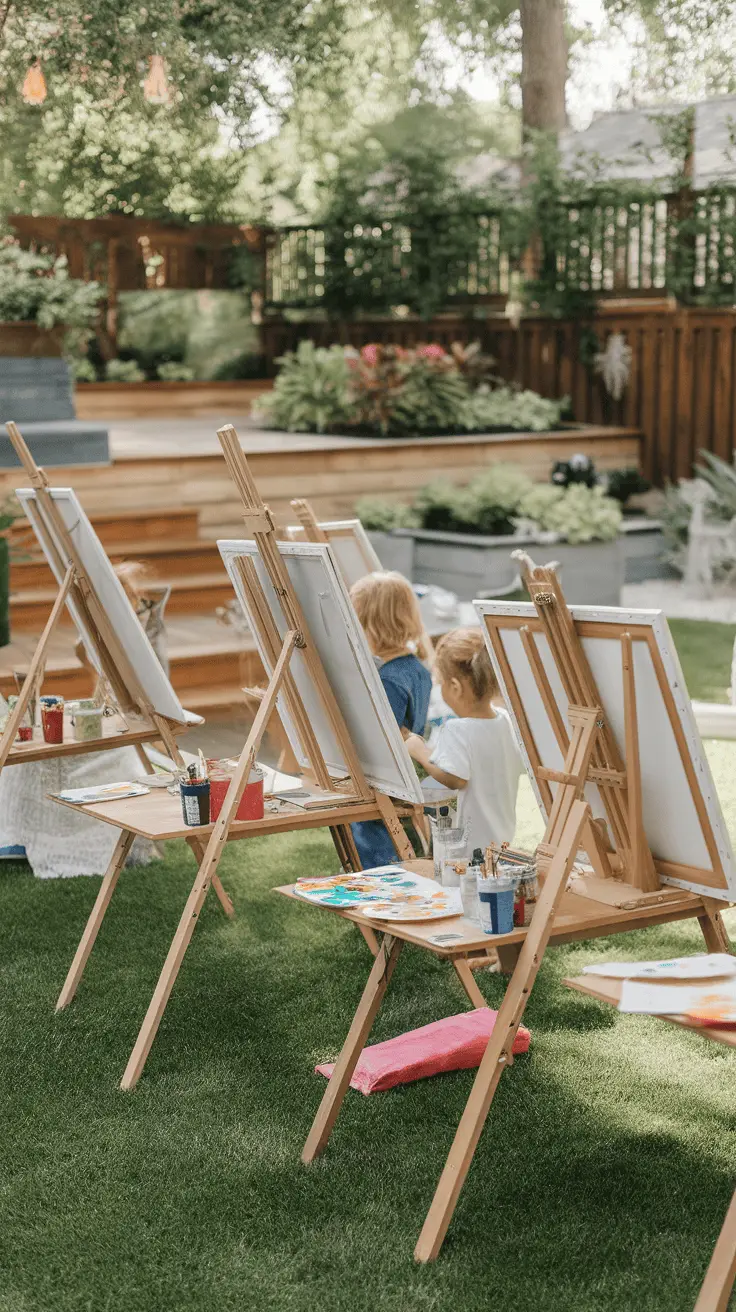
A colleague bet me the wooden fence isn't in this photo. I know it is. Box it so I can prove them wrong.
[262,303,736,485]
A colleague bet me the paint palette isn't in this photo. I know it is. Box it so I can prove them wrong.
[362,888,462,923]
[293,869,422,909]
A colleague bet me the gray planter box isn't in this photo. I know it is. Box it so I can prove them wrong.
[366,530,415,577]
[368,527,625,605]
[0,357,109,467]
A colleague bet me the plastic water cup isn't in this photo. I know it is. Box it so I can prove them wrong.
[460,870,480,924]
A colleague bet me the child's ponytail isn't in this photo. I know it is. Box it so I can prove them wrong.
[435,627,497,700]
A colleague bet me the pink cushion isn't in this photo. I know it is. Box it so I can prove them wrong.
[315,1008,531,1095]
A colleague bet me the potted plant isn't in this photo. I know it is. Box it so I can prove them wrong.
[357,464,627,606]
[0,237,101,356]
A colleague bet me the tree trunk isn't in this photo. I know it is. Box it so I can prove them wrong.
[519,0,568,135]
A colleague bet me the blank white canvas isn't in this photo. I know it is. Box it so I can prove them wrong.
[17,487,187,725]
[219,538,423,805]
[475,600,736,900]
[286,520,381,590]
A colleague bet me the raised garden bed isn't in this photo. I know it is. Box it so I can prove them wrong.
[368,519,669,607]
[75,379,272,421]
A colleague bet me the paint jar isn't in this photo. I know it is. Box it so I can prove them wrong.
[17,723,33,742]
[460,870,480,925]
[209,766,264,823]
[71,706,103,742]
[41,700,64,744]
[478,876,517,936]
[179,779,210,827]
[40,693,64,709]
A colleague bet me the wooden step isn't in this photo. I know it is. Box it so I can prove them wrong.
[11,537,226,590]
[10,571,236,630]
[0,641,264,703]
[11,505,200,551]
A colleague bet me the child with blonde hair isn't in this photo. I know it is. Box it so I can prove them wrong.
[350,571,432,866]
[405,627,521,854]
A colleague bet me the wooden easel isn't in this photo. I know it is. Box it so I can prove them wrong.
[0,422,193,784]
[53,426,493,1089]
[290,554,734,1263]
[509,550,659,895]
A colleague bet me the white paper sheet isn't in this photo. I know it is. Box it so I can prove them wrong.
[619,976,736,1021]
[582,954,736,981]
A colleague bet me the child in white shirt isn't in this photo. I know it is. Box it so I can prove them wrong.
[405,627,522,854]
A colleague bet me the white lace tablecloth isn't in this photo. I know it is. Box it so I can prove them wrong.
[0,745,153,879]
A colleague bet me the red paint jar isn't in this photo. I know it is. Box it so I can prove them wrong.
[513,894,525,927]
[41,706,64,744]
[209,767,264,823]
[17,725,33,742]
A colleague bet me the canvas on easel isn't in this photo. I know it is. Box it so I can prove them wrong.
[476,552,736,905]
[0,422,191,774]
[285,500,381,590]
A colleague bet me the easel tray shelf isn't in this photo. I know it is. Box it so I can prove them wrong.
[5,713,188,766]
[50,786,413,842]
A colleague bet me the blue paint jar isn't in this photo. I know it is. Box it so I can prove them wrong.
[179,779,210,826]
[478,876,517,935]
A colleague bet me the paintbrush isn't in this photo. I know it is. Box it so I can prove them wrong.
[198,748,208,782]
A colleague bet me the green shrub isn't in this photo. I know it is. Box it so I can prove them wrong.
[605,466,651,506]
[469,386,567,432]
[71,358,98,383]
[354,497,419,531]
[105,358,146,383]
[259,341,354,433]
[156,361,195,382]
[536,484,622,544]
[358,472,622,544]
[0,238,101,353]
[385,358,471,434]
[518,483,565,524]
[414,481,485,533]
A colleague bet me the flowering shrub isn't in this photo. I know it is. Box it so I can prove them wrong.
[260,338,565,437]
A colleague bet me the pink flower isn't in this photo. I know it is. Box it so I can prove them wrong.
[360,343,380,365]
[416,343,446,359]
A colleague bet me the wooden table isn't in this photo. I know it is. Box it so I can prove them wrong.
[50,786,417,1090]
[279,861,733,1260]
[565,973,736,1312]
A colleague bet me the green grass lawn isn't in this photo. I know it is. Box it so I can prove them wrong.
[2,623,736,1312]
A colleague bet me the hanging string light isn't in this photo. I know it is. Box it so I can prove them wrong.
[143,55,169,104]
[22,61,47,105]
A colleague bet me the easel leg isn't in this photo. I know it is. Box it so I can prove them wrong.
[414,799,589,1263]
[694,1188,736,1312]
[55,829,135,1010]
[302,934,403,1163]
[698,898,732,955]
[373,791,415,862]
[121,629,299,1090]
[453,958,487,1010]
[330,823,379,956]
[0,563,75,772]
[188,837,234,919]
